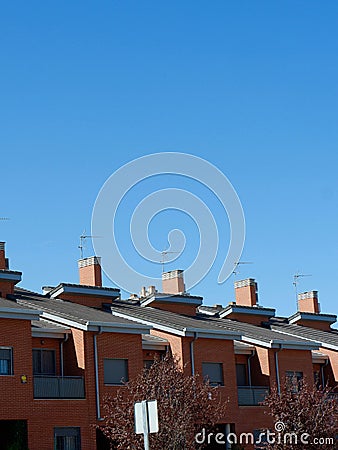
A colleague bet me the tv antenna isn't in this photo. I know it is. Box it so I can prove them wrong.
[78,231,101,259]
[161,250,180,273]
[232,261,253,276]
[293,272,312,305]
[0,217,10,221]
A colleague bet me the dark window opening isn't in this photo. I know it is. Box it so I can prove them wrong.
[202,362,224,386]
[33,349,56,375]
[0,347,13,375]
[54,427,81,450]
[236,363,248,386]
[286,371,303,392]
[104,359,128,385]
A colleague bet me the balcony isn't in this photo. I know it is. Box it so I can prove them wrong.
[33,376,85,399]
[237,386,269,406]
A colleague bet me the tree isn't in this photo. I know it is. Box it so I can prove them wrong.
[98,355,227,449]
[263,378,337,450]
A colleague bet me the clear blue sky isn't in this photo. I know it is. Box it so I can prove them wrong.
[1,1,337,323]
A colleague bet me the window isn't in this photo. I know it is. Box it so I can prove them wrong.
[104,359,128,385]
[54,427,81,450]
[143,360,154,370]
[236,363,248,386]
[202,362,224,386]
[286,371,303,392]
[33,349,56,375]
[0,347,13,375]
[253,429,268,449]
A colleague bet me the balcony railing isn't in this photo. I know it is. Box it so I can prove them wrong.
[34,376,85,399]
[237,386,269,406]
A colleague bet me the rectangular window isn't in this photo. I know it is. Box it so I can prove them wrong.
[33,349,56,375]
[54,427,81,450]
[0,347,13,375]
[202,362,224,386]
[253,429,268,449]
[236,363,248,386]
[143,360,154,370]
[104,359,128,385]
[286,371,303,392]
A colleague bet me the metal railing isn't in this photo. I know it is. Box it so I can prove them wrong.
[237,386,269,406]
[34,376,85,399]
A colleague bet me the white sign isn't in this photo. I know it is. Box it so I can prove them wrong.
[135,400,159,434]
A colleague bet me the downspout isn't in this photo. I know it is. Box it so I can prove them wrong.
[247,349,255,387]
[94,326,103,420]
[274,345,282,394]
[190,332,198,376]
[60,333,69,377]
[321,359,329,387]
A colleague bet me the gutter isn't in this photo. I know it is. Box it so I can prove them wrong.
[94,326,103,420]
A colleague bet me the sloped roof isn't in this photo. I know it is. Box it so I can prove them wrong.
[12,291,150,334]
[270,322,338,351]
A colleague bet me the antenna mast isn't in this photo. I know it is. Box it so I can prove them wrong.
[232,261,253,277]
[293,272,312,306]
[161,250,179,273]
[78,231,101,259]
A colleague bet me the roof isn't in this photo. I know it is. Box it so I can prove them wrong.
[219,304,276,319]
[31,319,71,338]
[208,317,320,349]
[288,311,337,325]
[48,283,120,299]
[140,292,203,307]
[12,291,150,334]
[110,301,242,339]
[142,334,169,350]
[270,322,338,351]
[110,301,320,348]
[0,297,41,321]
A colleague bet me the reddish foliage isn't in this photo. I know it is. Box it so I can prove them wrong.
[98,355,227,449]
[263,378,337,450]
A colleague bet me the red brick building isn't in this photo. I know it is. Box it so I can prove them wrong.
[0,241,337,449]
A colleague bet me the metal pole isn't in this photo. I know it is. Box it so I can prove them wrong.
[142,400,150,450]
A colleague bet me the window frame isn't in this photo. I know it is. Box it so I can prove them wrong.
[103,358,129,385]
[54,427,81,450]
[0,346,13,376]
[236,363,248,386]
[32,348,56,376]
[285,370,303,393]
[202,362,224,387]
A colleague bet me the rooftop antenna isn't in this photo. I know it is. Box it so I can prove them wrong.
[78,230,102,259]
[0,218,10,221]
[232,261,253,277]
[293,272,312,306]
[161,250,180,273]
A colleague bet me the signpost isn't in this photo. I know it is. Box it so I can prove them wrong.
[134,399,159,450]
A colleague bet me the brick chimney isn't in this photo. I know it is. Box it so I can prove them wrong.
[234,278,258,307]
[298,291,320,314]
[162,270,185,294]
[0,242,8,269]
[78,256,102,287]
[0,242,22,297]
